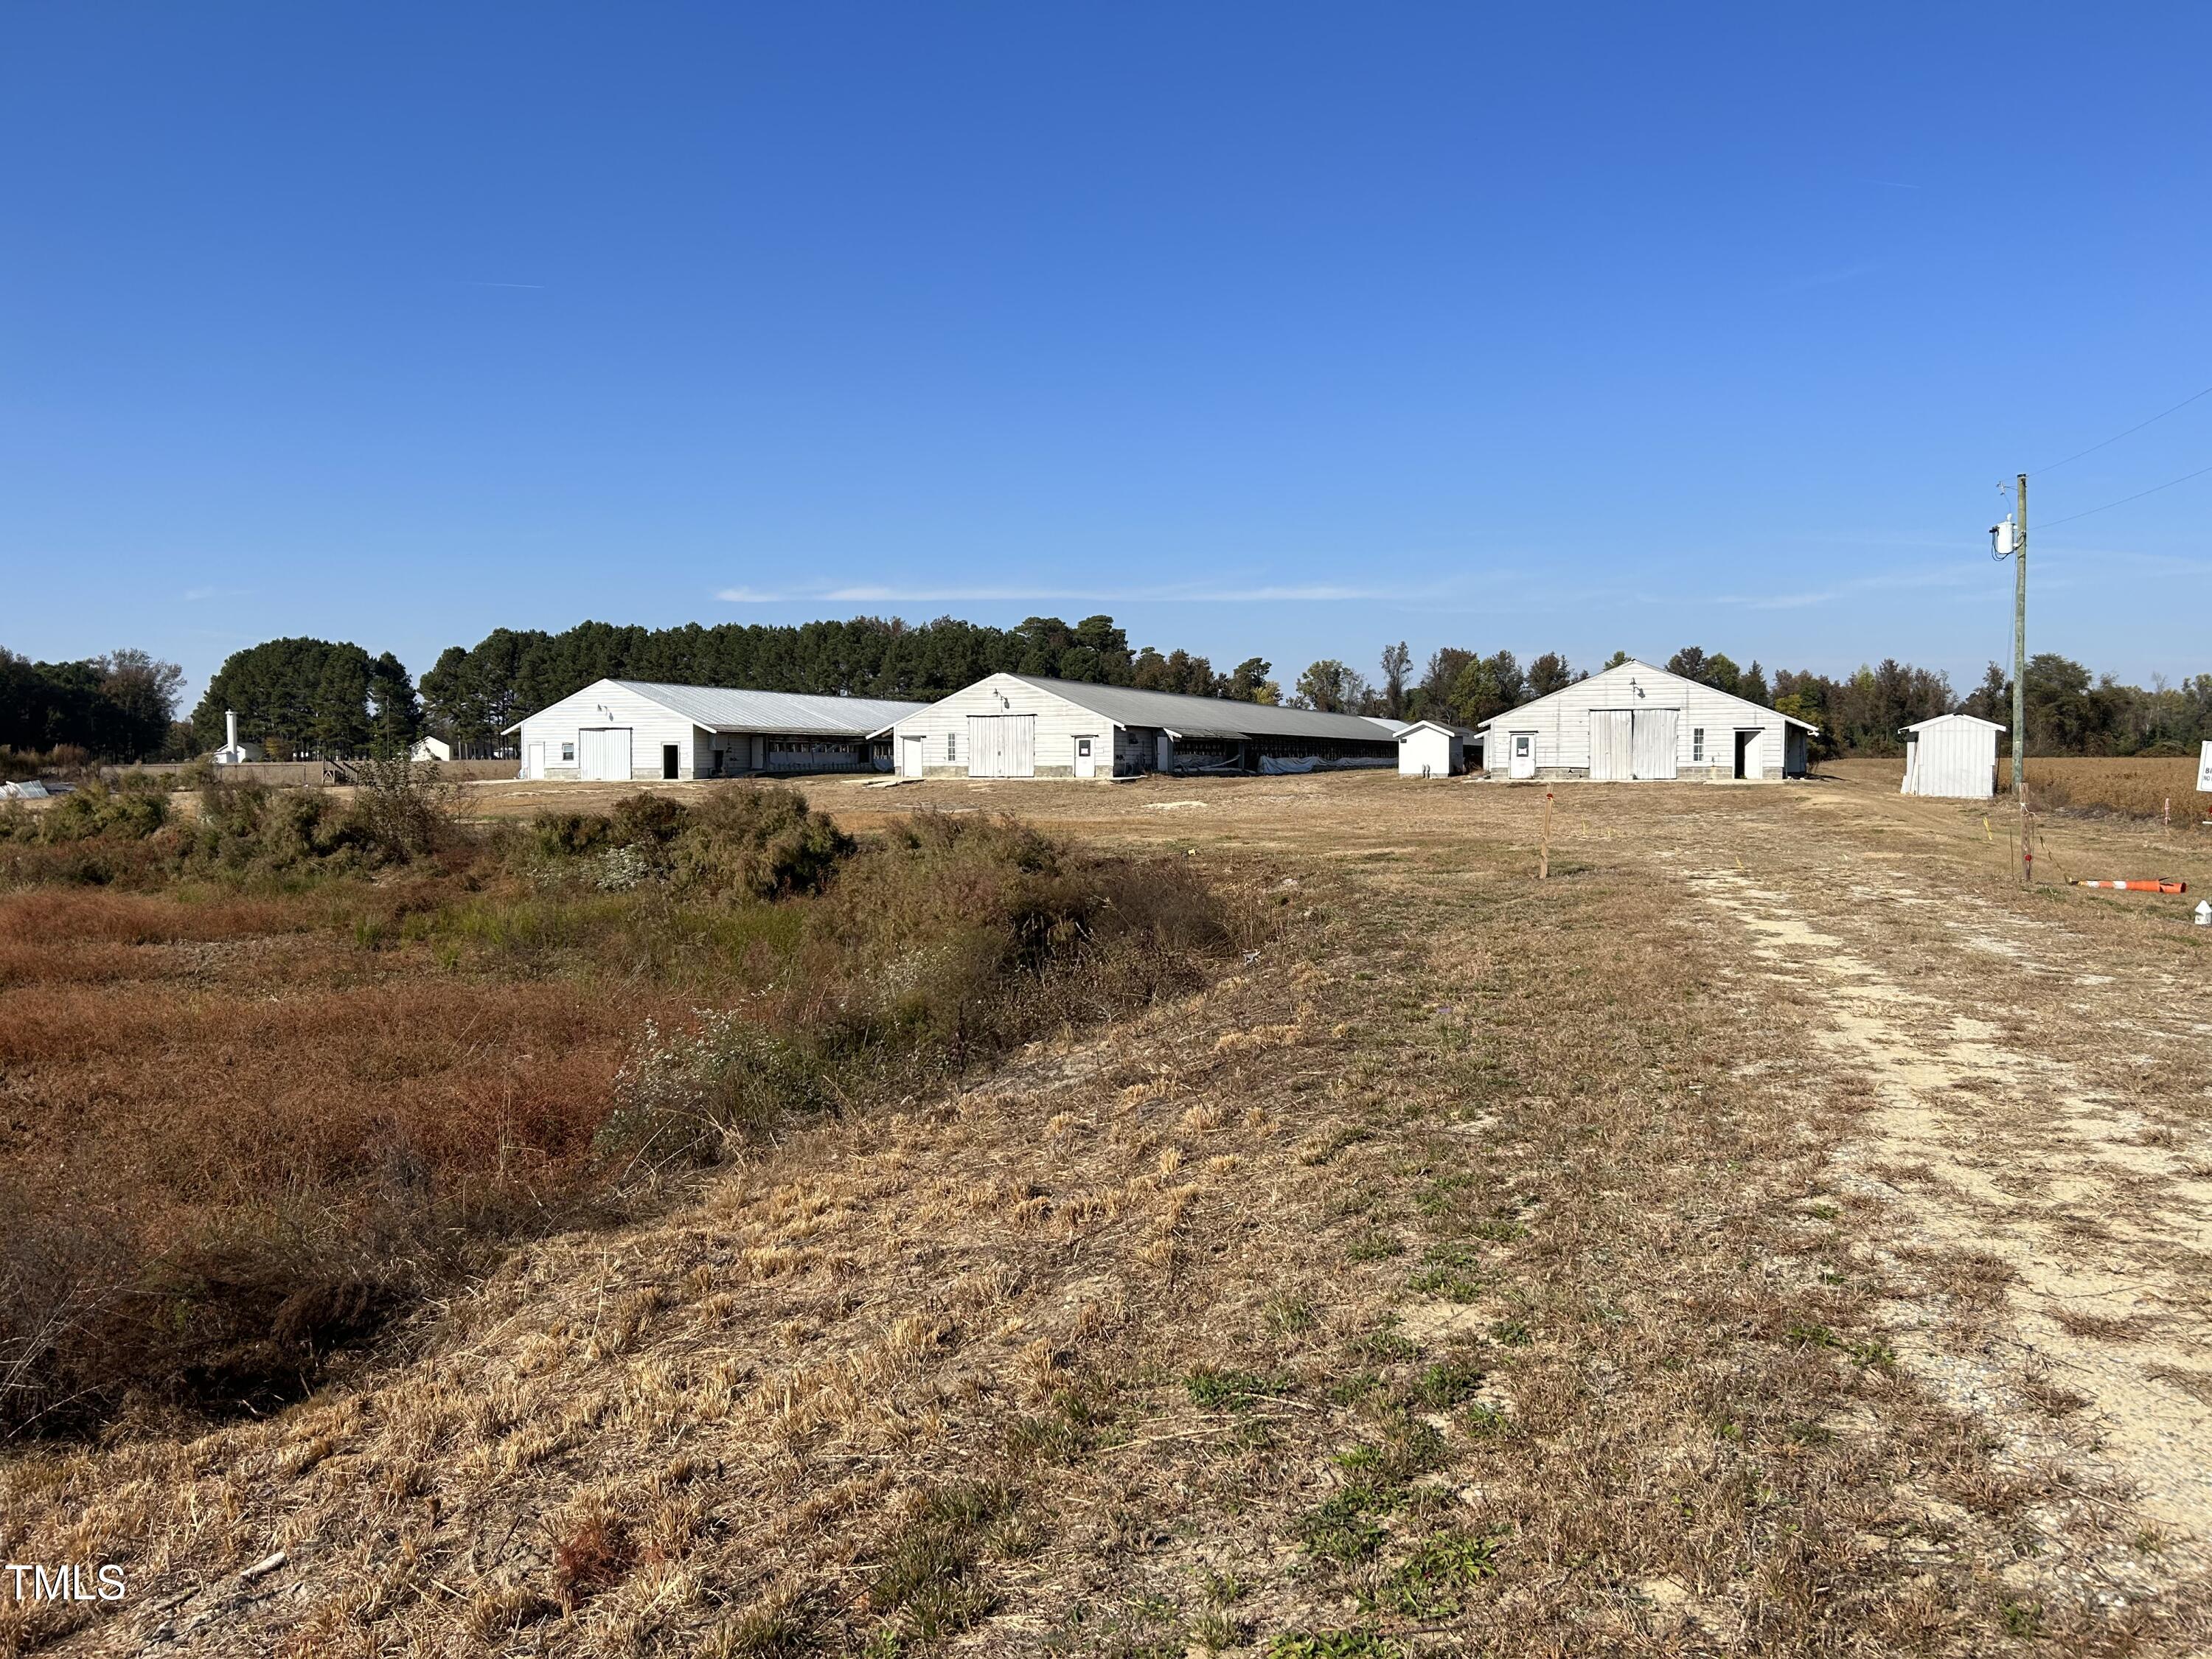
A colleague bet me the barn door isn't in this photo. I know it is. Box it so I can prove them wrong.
[1631,709,1678,779]
[579,727,633,782]
[1588,711,1632,780]
[900,736,924,777]
[1734,728,1761,781]
[966,715,1004,778]
[1005,715,1036,777]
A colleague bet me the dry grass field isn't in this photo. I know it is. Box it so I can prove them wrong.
[4,768,2212,1655]
[1829,754,2211,827]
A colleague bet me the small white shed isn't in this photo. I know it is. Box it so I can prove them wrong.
[1900,713,2003,799]
[1397,721,1472,777]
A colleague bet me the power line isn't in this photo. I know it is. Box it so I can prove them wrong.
[2036,457,2212,529]
[2034,380,2212,473]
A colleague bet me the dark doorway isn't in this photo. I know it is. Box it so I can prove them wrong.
[1733,730,1755,780]
[662,744,680,780]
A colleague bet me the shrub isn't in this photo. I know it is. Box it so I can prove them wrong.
[667,787,853,901]
[597,1014,836,1171]
[806,810,1225,1060]
[610,791,689,847]
[27,780,169,844]
[533,810,613,857]
[344,757,459,863]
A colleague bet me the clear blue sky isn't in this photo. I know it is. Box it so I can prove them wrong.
[7,4,2210,706]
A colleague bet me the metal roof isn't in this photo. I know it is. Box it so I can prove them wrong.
[1398,720,1481,738]
[1903,712,2007,731]
[1472,659,1820,732]
[998,676,1406,744]
[512,680,928,737]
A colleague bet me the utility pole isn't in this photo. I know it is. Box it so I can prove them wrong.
[2011,472,2027,801]
[1992,474,2030,886]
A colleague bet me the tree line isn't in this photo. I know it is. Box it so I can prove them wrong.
[1,648,188,762]
[10,619,2208,765]
[414,615,1279,746]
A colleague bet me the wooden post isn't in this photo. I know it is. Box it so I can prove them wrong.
[1538,790,1554,880]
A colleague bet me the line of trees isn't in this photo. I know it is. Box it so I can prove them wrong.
[27,621,2198,769]
[415,615,1279,745]
[1,647,187,762]
[189,638,422,760]
[1289,646,1584,725]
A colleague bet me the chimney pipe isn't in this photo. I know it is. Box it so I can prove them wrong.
[226,710,238,755]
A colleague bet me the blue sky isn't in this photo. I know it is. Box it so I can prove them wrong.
[6,4,2210,706]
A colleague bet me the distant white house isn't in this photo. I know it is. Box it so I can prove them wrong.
[1397,720,1477,777]
[409,734,454,763]
[870,674,1405,779]
[505,680,930,782]
[1475,658,1814,782]
[1900,712,2003,799]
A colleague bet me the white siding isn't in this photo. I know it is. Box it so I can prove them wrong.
[881,676,1120,779]
[1481,661,1804,782]
[1902,716,1998,799]
[513,681,703,780]
[1398,726,1461,776]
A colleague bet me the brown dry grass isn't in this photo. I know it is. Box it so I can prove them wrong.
[0,799,1229,1439]
[2028,756,2208,824]
[4,770,2210,1655]
[1830,753,2210,827]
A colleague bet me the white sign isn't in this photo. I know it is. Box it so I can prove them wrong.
[2200,740,2212,793]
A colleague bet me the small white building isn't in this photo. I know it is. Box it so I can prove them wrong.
[212,710,263,765]
[409,734,454,763]
[871,674,1404,779]
[506,680,929,782]
[1900,712,2003,799]
[1397,720,1476,777]
[1475,658,1813,782]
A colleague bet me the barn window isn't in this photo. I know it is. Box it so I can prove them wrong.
[1691,728,1704,762]
[945,733,956,761]
[560,742,575,762]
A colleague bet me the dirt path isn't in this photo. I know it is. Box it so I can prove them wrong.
[1703,863,2212,1573]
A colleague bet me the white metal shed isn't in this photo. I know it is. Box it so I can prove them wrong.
[1397,721,1472,777]
[1899,713,2003,799]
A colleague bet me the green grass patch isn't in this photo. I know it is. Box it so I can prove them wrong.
[1371,1530,1504,1617]
[1185,1368,1288,1412]
[1295,1483,1397,1563]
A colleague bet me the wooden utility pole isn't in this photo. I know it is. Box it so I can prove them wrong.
[1994,473,2031,885]
[2013,473,2030,885]
[2011,474,2028,794]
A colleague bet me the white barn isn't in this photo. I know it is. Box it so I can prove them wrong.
[1475,658,1813,782]
[1900,712,2003,799]
[872,674,1404,779]
[1397,720,1476,777]
[506,679,928,782]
